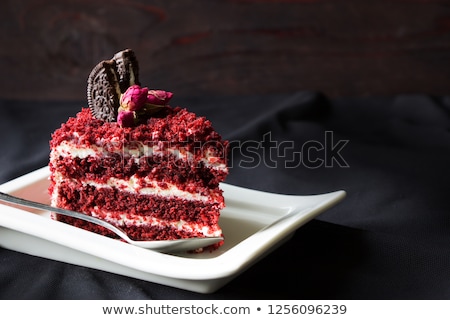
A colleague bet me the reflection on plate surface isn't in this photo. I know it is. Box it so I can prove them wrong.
[0,167,345,293]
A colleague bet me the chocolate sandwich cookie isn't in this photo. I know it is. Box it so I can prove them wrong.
[112,49,140,93]
[87,59,121,122]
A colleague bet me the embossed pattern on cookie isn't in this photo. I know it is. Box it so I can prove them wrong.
[87,60,121,122]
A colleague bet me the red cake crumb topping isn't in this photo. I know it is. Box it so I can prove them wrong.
[50,108,228,160]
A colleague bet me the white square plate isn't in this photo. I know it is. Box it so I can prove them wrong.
[0,167,345,293]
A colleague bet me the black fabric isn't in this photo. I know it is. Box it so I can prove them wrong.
[0,92,449,299]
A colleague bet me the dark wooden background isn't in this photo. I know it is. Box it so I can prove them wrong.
[1,0,449,101]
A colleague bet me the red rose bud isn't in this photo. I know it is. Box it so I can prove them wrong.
[147,90,173,105]
[120,85,149,111]
[117,110,136,127]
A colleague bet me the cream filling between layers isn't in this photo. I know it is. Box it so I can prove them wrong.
[91,210,222,237]
[85,176,212,203]
[50,179,222,238]
[53,140,228,171]
[51,171,215,203]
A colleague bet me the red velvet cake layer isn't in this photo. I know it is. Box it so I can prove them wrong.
[54,180,223,223]
[50,154,226,195]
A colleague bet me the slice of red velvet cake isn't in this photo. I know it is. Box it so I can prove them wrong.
[48,49,228,251]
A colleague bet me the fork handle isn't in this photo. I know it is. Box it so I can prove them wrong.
[0,191,128,240]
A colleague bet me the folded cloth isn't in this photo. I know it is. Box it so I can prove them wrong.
[0,92,449,299]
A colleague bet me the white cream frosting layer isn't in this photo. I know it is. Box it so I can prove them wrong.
[52,140,227,171]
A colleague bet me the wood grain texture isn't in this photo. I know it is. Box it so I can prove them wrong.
[1,0,449,100]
